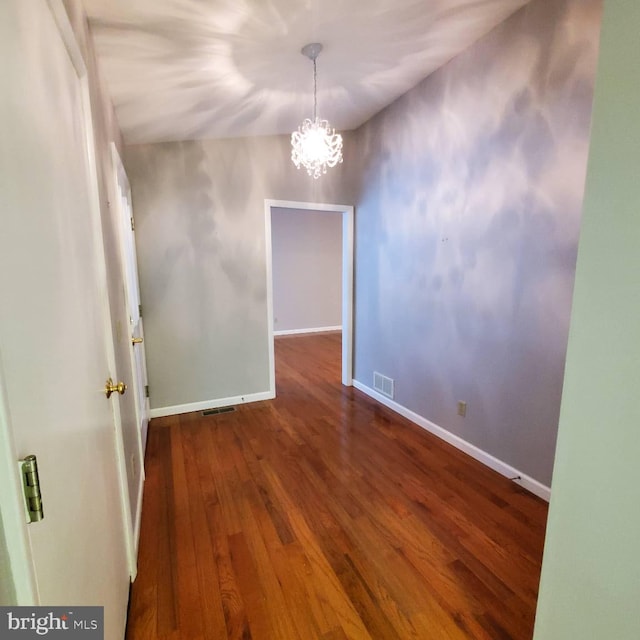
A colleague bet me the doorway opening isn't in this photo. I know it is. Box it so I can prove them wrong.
[264,199,354,391]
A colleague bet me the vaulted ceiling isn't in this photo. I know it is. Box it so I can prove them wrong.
[81,0,530,145]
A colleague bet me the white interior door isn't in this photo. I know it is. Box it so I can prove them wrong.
[0,1,130,636]
[111,145,150,463]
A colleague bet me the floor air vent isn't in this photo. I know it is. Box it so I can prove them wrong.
[373,372,394,399]
[202,406,236,416]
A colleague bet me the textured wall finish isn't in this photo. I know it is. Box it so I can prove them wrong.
[125,136,352,411]
[81,0,529,143]
[125,0,601,485]
[351,0,602,486]
[272,208,342,333]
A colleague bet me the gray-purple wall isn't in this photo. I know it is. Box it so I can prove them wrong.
[125,136,353,411]
[350,0,601,486]
[272,208,343,333]
[125,0,601,486]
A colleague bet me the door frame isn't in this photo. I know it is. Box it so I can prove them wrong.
[264,199,354,389]
[0,0,137,600]
[0,352,38,603]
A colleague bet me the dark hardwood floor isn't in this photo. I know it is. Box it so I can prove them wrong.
[126,332,548,639]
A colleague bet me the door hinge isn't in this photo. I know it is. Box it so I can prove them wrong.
[138,304,142,318]
[20,455,44,523]
[145,385,150,398]
[130,216,135,231]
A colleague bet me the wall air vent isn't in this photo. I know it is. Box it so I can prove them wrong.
[202,406,236,416]
[373,372,394,399]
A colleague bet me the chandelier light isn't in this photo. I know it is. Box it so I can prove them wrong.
[291,43,343,179]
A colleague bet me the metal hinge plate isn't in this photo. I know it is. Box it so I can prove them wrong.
[130,216,135,231]
[145,385,150,398]
[19,455,44,523]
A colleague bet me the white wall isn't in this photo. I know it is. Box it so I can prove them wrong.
[533,1,640,636]
[272,207,342,334]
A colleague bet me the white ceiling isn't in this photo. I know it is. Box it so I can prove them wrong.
[81,0,530,145]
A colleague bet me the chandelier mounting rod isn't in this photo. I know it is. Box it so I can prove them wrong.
[301,43,323,120]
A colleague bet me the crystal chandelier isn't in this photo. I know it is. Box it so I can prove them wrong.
[291,43,343,179]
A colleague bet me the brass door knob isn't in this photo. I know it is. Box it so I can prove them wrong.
[131,337,144,345]
[105,377,127,398]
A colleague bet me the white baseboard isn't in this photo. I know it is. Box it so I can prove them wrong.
[274,325,342,336]
[352,380,551,502]
[149,390,275,419]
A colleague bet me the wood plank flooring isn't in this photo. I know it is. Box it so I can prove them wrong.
[126,332,548,639]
